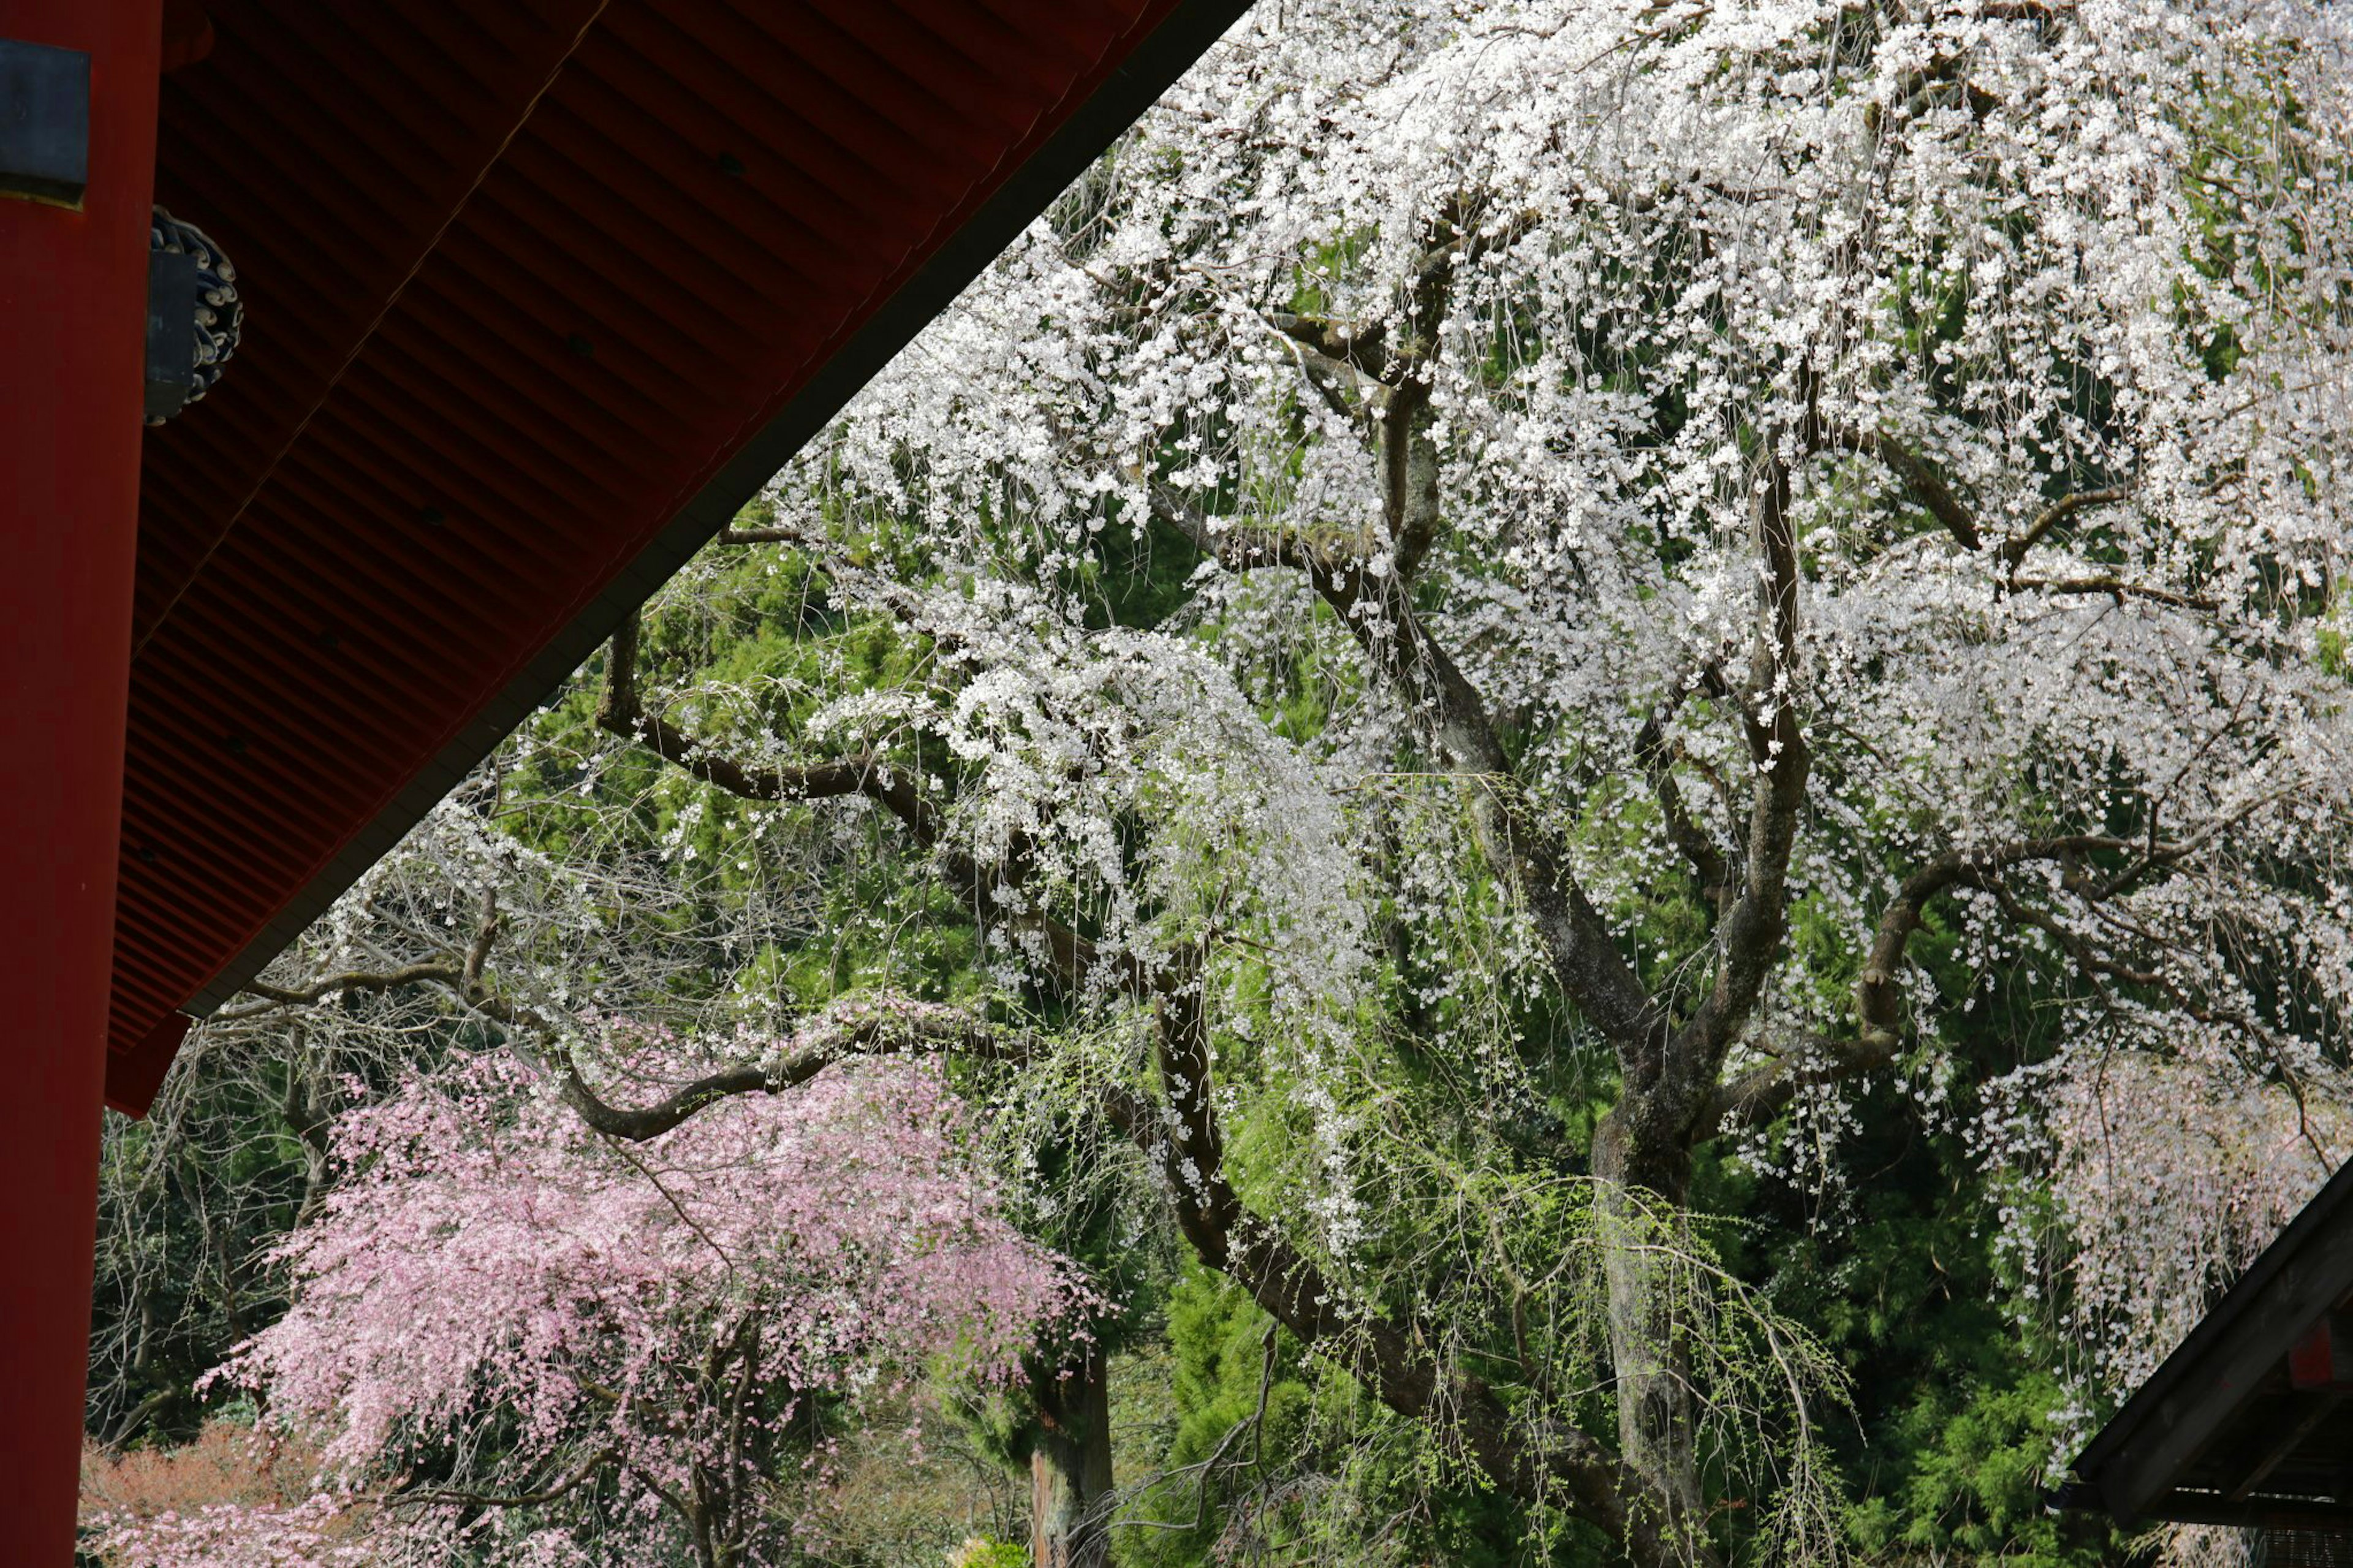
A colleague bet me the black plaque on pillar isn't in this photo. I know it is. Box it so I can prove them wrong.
[0,39,91,209]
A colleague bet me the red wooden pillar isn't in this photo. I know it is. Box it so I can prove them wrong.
[0,1,161,1559]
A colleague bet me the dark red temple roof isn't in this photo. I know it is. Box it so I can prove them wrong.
[108,0,1247,1112]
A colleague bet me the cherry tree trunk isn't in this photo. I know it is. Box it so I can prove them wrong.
[1031,1345,1115,1568]
[1594,1104,1706,1561]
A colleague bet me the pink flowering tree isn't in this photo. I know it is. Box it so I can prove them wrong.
[96,1021,1088,1568]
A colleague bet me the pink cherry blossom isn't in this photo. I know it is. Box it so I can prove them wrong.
[104,1039,1086,1566]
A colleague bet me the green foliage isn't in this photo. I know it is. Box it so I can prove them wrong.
[1123,1268,1540,1568]
[1721,1078,2127,1568]
[947,1539,1029,1568]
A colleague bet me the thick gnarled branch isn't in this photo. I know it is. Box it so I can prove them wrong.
[598,610,939,837]
[558,1006,1035,1142]
[1836,428,1982,551]
[227,963,468,1019]
[1998,485,2131,575]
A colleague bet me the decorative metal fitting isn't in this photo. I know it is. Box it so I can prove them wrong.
[146,206,241,425]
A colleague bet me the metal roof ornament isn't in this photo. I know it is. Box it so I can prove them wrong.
[145,206,240,425]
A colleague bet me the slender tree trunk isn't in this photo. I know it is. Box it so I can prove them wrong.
[1593,1102,1706,1563]
[1031,1344,1114,1568]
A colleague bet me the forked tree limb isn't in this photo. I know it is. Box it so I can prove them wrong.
[1657,441,1813,1129]
[1701,830,2203,1129]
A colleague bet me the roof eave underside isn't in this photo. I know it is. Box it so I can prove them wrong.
[108,0,1254,1112]
[2070,1154,2353,1524]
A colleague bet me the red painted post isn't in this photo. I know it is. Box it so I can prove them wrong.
[0,1,161,1559]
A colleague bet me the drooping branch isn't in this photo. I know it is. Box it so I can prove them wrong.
[391,1446,620,1512]
[2010,575,2216,613]
[226,963,470,1019]
[1135,469,1354,577]
[1700,1032,1896,1134]
[1264,311,1394,385]
[230,888,1048,1155]
[599,612,1140,996]
[1838,433,2135,582]
[598,609,941,839]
